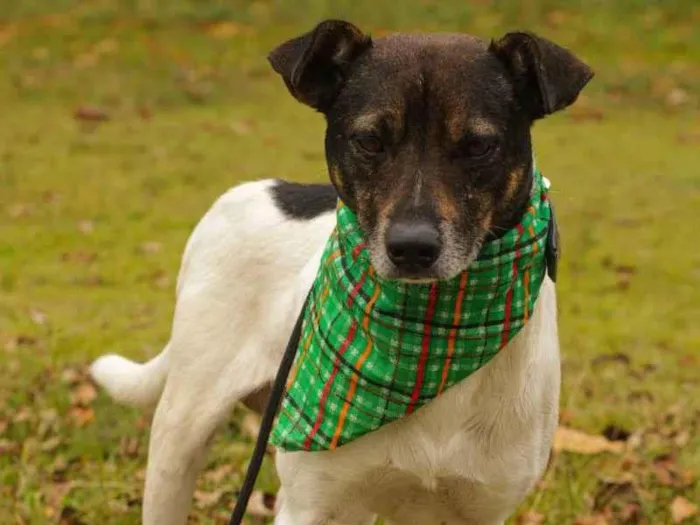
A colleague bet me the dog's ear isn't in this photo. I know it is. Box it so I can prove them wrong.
[490,32,593,119]
[268,20,372,112]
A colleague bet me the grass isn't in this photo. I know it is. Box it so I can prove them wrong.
[1,1,699,523]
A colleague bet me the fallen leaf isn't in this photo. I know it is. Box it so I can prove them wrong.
[674,429,691,447]
[516,510,544,524]
[205,21,240,39]
[559,409,575,425]
[7,202,32,218]
[94,38,118,55]
[204,464,234,484]
[553,427,624,455]
[30,308,47,326]
[119,436,140,458]
[138,241,162,254]
[38,408,59,437]
[0,25,17,47]
[69,407,95,427]
[41,436,62,453]
[194,488,225,508]
[652,454,695,488]
[61,367,83,385]
[74,106,110,122]
[671,496,698,523]
[592,352,631,368]
[574,515,609,525]
[666,88,689,108]
[570,105,605,123]
[230,119,255,136]
[14,406,34,423]
[61,251,97,263]
[137,106,153,120]
[677,131,700,145]
[77,220,94,234]
[0,439,19,455]
[150,270,169,288]
[71,382,97,407]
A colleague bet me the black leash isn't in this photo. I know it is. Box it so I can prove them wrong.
[228,291,310,525]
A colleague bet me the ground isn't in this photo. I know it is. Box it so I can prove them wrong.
[0,1,699,524]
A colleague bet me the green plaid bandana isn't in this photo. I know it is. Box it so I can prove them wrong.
[271,168,551,452]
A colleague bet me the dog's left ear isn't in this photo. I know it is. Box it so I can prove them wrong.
[268,20,372,112]
[490,32,593,119]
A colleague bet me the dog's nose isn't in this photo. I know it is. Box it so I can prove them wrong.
[386,220,441,272]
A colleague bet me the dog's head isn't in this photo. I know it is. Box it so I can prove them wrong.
[269,21,592,281]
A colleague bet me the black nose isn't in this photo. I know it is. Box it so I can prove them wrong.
[386,220,441,272]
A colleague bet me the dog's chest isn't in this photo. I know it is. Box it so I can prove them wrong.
[276,279,559,524]
[356,380,554,522]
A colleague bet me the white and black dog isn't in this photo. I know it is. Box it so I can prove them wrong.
[91,20,592,524]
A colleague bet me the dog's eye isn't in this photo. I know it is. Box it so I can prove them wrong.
[463,138,495,158]
[353,135,384,154]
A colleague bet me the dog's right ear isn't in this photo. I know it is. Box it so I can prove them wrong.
[268,20,372,112]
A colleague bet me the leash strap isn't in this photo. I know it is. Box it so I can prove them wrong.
[545,199,559,282]
[228,290,311,525]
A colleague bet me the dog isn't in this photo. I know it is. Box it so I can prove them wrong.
[91,20,592,524]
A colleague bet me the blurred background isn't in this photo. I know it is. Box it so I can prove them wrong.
[0,1,698,523]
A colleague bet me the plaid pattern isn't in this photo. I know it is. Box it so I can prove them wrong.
[271,168,551,452]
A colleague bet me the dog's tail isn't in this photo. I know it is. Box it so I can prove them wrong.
[90,344,170,409]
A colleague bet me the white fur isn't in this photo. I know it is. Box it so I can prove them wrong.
[91,179,560,525]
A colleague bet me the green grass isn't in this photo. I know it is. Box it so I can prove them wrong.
[1,1,699,523]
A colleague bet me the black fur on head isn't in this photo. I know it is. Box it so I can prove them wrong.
[269,21,592,280]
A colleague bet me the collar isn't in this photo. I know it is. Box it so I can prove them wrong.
[271,167,553,451]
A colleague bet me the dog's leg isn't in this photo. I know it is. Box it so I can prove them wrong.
[275,489,375,525]
[275,454,376,525]
[142,336,276,525]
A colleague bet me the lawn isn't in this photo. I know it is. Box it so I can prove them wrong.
[1,1,699,524]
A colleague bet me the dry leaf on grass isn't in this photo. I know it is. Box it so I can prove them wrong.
[70,382,97,406]
[205,22,240,39]
[138,241,162,254]
[0,439,19,455]
[194,488,225,508]
[61,368,83,385]
[69,407,95,427]
[119,436,140,458]
[30,308,48,325]
[574,515,609,525]
[516,510,544,524]
[670,496,698,523]
[74,105,109,122]
[553,427,624,455]
[652,454,696,488]
[77,220,95,234]
[204,464,234,484]
[41,436,62,452]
